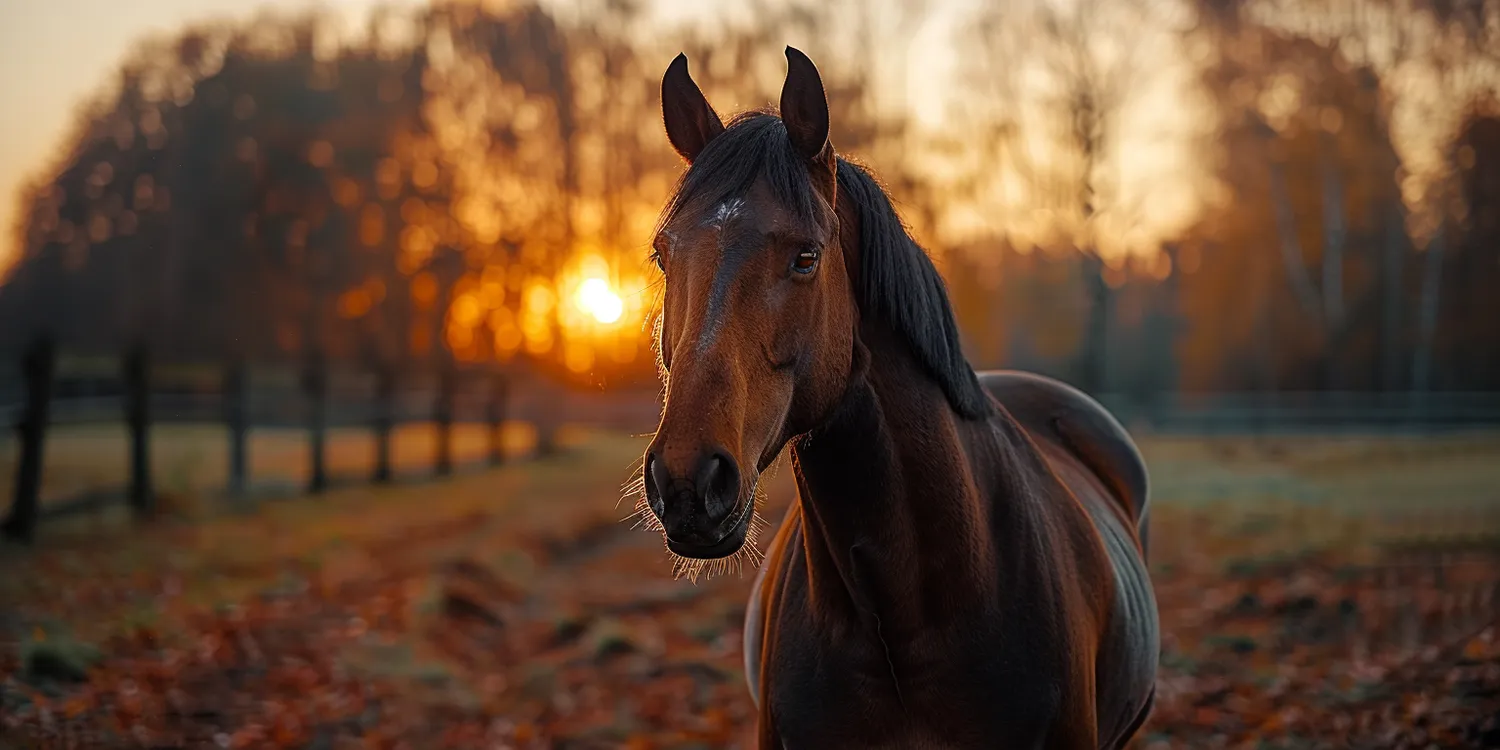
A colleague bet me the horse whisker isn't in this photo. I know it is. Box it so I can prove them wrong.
[654,480,771,583]
[617,466,647,510]
[622,455,772,582]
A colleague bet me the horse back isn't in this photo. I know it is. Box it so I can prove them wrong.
[976,370,1150,555]
[979,370,1158,748]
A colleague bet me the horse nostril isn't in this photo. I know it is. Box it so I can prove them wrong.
[645,453,668,518]
[696,451,740,523]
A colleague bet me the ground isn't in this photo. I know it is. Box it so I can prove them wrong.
[2,428,1499,749]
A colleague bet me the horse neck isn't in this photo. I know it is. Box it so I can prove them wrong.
[789,323,1007,634]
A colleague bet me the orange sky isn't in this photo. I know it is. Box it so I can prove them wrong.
[0,0,422,271]
[0,0,1234,273]
[0,0,969,272]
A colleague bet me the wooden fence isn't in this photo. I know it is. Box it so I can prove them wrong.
[0,338,662,543]
[1100,390,1500,433]
[5,336,1500,543]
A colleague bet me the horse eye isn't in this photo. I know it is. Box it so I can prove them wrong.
[651,237,668,273]
[792,247,820,274]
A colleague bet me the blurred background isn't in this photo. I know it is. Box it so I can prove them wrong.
[1,0,1498,747]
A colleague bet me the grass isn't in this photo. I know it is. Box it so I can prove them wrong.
[5,430,1498,641]
[1,429,1498,747]
[0,427,636,640]
[0,420,546,514]
[1142,433,1500,558]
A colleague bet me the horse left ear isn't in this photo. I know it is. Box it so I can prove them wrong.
[780,47,835,179]
[662,53,724,164]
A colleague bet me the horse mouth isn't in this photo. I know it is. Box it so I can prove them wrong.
[664,497,754,560]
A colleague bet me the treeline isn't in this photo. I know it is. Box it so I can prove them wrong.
[944,0,1500,393]
[1,0,1497,396]
[0,0,904,390]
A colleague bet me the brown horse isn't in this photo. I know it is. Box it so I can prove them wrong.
[638,47,1159,749]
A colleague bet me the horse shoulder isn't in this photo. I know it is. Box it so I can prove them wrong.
[976,370,1150,549]
[744,502,803,709]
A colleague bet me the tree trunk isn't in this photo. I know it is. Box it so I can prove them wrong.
[1320,132,1346,327]
[487,371,508,467]
[1078,253,1112,396]
[1268,158,1322,318]
[224,360,249,497]
[1319,132,1347,388]
[1146,245,1183,424]
[428,249,462,476]
[2,336,56,543]
[535,373,559,458]
[372,362,394,484]
[304,352,328,494]
[1412,222,1446,400]
[123,343,153,518]
[1254,239,1277,433]
[536,418,559,457]
[434,361,454,477]
[1379,196,1407,392]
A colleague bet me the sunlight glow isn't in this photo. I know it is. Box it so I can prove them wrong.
[575,277,624,325]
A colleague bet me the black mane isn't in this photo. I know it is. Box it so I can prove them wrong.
[834,160,992,419]
[658,111,993,420]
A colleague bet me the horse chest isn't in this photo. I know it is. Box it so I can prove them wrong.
[762,612,1065,749]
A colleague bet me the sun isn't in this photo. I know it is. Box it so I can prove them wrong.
[576,277,624,325]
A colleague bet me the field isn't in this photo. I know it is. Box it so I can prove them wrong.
[0,422,547,510]
[3,428,1500,748]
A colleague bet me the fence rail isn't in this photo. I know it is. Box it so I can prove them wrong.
[0,388,662,433]
[5,338,1500,545]
[1101,391,1500,432]
[10,389,1499,436]
[0,340,667,542]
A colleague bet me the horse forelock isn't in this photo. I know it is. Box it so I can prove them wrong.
[655,111,833,242]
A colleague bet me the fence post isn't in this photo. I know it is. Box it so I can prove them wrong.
[372,361,394,484]
[123,344,153,518]
[2,336,56,543]
[433,361,454,477]
[223,360,248,497]
[1078,253,1112,397]
[487,369,508,467]
[303,353,328,494]
[535,385,559,458]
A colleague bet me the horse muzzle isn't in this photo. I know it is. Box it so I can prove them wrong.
[644,446,753,559]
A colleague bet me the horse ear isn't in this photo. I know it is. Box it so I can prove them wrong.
[661,53,724,164]
[779,47,833,171]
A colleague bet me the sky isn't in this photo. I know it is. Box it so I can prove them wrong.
[0,0,964,271]
[0,0,399,269]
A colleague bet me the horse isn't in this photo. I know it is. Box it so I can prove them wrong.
[636,47,1160,749]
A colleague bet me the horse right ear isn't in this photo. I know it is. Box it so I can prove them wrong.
[661,53,724,164]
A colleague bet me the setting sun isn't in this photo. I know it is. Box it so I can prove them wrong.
[575,277,624,325]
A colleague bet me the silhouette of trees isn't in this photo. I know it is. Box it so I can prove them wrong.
[1166,0,1500,393]
[938,0,1500,396]
[0,0,916,386]
[1,0,1496,399]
